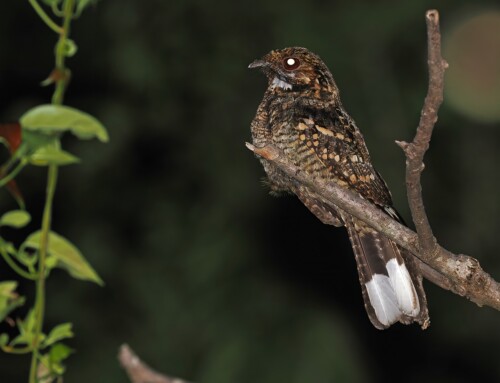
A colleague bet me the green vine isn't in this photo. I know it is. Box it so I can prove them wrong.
[0,1,107,382]
[30,1,74,380]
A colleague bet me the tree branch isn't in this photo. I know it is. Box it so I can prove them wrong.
[245,10,500,311]
[118,344,191,383]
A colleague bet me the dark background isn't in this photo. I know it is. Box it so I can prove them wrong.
[1,0,500,382]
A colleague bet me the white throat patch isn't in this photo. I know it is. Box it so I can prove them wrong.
[271,76,293,90]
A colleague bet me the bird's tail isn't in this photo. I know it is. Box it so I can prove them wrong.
[345,216,429,329]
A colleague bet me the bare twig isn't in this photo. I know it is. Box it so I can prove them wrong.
[395,9,448,259]
[244,10,500,312]
[118,344,191,383]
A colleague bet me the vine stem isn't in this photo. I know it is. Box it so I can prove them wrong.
[29,0,75,382]
[0,245,37,280]
[0,159,28,188]
[28,0,63,34]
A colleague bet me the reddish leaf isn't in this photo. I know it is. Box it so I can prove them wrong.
[0,123,22,153]
[0,123,24,205]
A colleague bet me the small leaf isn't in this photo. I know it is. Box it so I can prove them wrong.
[40,69,67,87]
[11,309,43,346]
[23,231,104,286]
[49,343,73,364]
[62,39,78,57]
[43,323,73,348]
[0,281,25,322]
[0,333,9,347]
[37,344,73,380]
[0,210,31,228]
[37,354,58,383]
[20,105,109,142]
[22,131,79,166]
[29,145,80,166]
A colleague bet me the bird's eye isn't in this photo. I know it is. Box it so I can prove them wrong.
[283,57,300,70]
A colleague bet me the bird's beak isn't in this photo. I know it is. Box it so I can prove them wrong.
[248,59,268,69]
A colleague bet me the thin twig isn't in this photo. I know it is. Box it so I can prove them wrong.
[395,9,448,260]
[118,344,191,383]
[29,0,63,34]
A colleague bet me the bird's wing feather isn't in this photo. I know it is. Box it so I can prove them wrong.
[291,104,393,207]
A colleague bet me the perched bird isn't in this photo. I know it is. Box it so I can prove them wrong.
[249,47,429,329]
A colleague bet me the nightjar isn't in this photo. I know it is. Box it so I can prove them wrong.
[249,47,429,329]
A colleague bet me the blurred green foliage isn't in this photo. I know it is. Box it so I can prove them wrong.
[0,0,499,382]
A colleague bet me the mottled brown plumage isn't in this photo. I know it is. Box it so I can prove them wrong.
[249,47,429,329]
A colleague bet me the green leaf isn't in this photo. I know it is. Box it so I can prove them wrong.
[0,281,25,322]
[23,231,104,286]
[49,343,73,364]
[37,344,73,380]
[36,355,54,383]
[11,309,44,346]
[21,131,78,166]
[20,104,109,142]
[23,130,58,149]
[29,145,80,166]
[43,323,74,348]
[0,210,31,228]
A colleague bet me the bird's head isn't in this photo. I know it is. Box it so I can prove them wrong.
[248,47,338,96]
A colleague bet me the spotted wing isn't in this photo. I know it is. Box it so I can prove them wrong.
[293,105,392,207]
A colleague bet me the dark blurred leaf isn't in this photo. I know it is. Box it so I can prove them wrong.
[20,105,109,142]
